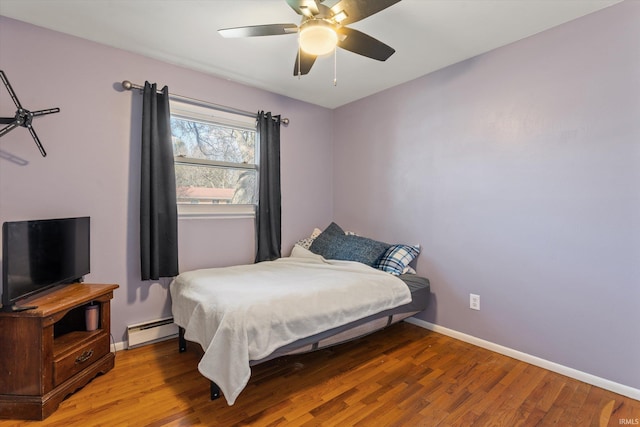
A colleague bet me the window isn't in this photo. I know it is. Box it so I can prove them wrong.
[169,99,257,217]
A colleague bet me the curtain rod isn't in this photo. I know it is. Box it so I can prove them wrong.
[121,80,289,126]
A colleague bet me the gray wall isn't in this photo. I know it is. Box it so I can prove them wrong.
[332,1,639,390]
[0,16,334,343]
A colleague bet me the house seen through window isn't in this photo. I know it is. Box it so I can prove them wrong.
[169,99,257,216]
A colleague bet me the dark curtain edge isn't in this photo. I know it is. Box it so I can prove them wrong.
[254,110,282,263]
[140,81,179,280]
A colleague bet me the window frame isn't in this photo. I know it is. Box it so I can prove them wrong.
[169,98,258,219]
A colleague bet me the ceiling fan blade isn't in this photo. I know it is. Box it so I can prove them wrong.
[337,27,395,61]
[293,50,317,76]
[218,24,298,38]
[0,117,16,125]
[27,125,47,157]
[286,0,320,17]
[330,0,401,25]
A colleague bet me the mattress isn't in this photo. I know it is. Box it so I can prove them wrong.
[250,273,430,364]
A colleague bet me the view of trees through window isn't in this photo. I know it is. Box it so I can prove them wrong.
[170,115,257,207]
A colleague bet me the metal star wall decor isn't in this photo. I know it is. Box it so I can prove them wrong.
[0,70,60,157]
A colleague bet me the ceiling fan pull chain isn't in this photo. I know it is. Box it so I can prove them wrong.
[298,33,302,79]
[333,47,337,86]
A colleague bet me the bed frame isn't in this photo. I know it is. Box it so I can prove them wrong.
[178,314,417,400]
[177,272,429,401]
[178,327,222,399]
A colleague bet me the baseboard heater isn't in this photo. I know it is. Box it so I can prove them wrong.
[127,317,178,349]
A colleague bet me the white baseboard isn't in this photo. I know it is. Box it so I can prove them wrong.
[405,317,640,401]
[112,340,127,352]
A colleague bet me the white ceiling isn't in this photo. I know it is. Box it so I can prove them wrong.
[0,0,622,108]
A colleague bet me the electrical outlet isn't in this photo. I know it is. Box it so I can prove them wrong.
[470,294,480,311]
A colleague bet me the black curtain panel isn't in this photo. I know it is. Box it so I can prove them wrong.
[254,111,282,262]
[140,82,179,280]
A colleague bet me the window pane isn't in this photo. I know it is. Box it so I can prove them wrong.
[175,164,257,205]
[171,117,255,164]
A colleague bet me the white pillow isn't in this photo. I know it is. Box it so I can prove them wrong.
[295,228,322,250]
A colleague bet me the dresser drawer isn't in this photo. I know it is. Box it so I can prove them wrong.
[53,333,109,386]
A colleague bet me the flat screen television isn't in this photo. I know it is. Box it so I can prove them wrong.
[1,216,90,312]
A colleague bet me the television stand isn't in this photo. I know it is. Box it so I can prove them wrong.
[0,283,118,420]
[0,304,37,313]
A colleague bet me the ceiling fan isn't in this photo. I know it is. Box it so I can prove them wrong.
[218,0,401,76]
[0,70,59,157]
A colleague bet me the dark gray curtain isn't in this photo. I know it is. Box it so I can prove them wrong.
[254,111,282,262]
[140,82,179,280]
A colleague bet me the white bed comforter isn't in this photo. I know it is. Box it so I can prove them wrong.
[170,246,411,405]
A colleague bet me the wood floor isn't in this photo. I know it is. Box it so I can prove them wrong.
[1,322,638,426]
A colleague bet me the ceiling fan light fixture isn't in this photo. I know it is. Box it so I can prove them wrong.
[299,20,338,56]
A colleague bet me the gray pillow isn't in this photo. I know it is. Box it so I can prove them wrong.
[320,221,345,237]
[310,223,390,266]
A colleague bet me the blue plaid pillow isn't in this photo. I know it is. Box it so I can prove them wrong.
[375,244,420,275]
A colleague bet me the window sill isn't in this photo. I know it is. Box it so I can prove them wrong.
[177,204,255,219]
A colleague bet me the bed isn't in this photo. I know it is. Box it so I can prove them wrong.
[170,224,430,405]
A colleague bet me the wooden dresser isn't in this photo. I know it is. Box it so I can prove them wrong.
[0,283,118,420]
